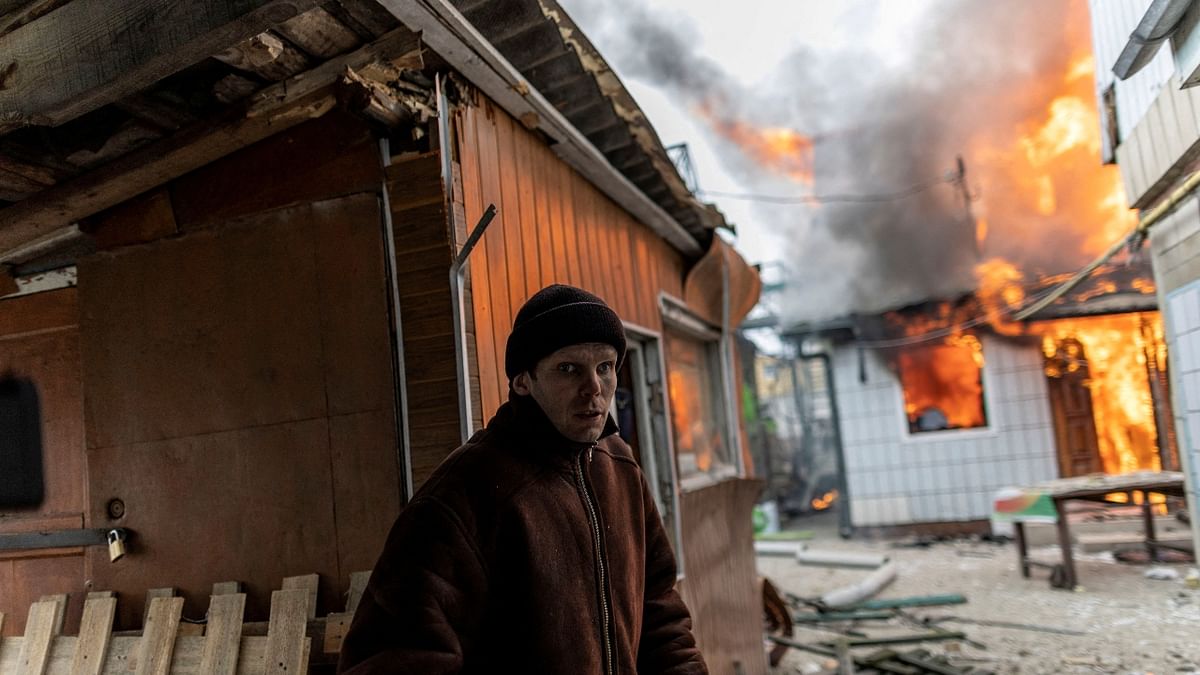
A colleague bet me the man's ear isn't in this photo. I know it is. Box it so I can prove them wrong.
[512,371,533,395]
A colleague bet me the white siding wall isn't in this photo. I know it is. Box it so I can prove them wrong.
[1090,0,1176,143]
[832,336,1058,528]
[1166,279,1200,547]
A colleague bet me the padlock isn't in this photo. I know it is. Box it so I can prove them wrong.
[107,528,127,562]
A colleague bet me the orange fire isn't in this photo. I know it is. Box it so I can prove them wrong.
[969,33,1136,266]
[896,334,988,431]
[975,258,1026,336]
[1036,313,1164,474]
[811,489,839,511]
[697,103,814,184]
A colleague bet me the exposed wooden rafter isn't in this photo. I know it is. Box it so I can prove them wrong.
[0,26,424,254]
[0,0,321,133]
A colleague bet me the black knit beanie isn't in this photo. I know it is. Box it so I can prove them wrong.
[505,284,627,380]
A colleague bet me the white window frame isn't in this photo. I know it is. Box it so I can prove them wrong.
[659,294,743,492]
[892,335,1000,443]
[618,322,684,574]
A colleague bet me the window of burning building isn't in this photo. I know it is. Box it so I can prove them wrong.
[664,327,734,481]
[894,334,989,433]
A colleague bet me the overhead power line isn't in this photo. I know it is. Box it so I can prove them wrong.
[697,175,956,205]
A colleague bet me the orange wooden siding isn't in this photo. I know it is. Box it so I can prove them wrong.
[455,98,685,419]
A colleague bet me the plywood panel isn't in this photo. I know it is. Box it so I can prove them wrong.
[86,419,341,629]
[169,113,380,231]
[1,555,85,637]
[0,328,84,516]
[329,409,401,576]
[313,194,394,416]
[79,211,328,449]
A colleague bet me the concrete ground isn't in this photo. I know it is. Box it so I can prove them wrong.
[759,512,1200,674]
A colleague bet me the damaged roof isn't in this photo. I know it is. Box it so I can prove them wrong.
[785,261,1159,343]
[0,0,723,265]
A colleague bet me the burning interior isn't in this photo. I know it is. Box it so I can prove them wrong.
[870,263,1172,477]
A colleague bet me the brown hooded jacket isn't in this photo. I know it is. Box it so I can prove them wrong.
[337,393,707,674]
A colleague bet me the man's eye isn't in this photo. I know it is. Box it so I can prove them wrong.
[597,363,612,374]
[558,363,578,374]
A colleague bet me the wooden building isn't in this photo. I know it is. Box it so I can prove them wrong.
[0,1,764,673]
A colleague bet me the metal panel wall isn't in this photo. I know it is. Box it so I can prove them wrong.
[1165,279,1200,556]
[1090,0,1176,142]
[832,336,1058,527]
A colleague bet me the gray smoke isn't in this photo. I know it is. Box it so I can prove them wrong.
[559,0,1086,323]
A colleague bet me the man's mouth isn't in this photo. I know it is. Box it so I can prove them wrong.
[575,410,604,420]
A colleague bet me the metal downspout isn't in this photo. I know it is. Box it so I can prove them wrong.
[719,244,745,475]
[378,138,414,502]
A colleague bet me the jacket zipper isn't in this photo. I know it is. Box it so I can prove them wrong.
[576,444,615,675]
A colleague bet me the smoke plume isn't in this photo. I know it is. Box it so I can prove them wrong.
[560,0,1111,323]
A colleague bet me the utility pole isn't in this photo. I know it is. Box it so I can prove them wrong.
[955,155,981,260]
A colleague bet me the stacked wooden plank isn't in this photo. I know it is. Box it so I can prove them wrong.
[0,571,369,674]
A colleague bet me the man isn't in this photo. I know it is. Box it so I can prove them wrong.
[338,284,707,674]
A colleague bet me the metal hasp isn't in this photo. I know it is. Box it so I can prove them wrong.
[0,527,130,562]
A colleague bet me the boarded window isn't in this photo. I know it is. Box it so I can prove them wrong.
[0,374,44,506]
[896,335,988,433]
[665,328,732,479]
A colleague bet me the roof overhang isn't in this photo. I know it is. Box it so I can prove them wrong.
[378,0,704,256]
[1113,0,1193,80]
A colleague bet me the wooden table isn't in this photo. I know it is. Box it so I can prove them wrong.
[1008,472,1189,589]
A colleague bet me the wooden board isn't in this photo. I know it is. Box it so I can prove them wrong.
[0,0,319,127]
[16,600,57,674]
[263,590,309,675]
[69,596,116,675]
[198,594,244,675]
[136,597,183,675]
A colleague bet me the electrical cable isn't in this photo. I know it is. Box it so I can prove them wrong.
[697,175,955,205]
[850,281,1080,349]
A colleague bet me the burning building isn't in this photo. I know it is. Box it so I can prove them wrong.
[786,263,1173,531]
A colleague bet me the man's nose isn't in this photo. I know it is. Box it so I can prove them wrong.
[580,371,601,396]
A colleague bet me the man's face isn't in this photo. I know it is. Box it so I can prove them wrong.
[512,342,619,443]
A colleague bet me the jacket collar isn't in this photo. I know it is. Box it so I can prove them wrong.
[487,390,619,463]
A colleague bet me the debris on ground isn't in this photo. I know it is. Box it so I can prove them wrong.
[760,532,1199,673]
[1144,566,1181,580]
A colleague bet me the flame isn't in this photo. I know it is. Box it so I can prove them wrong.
[696,104,814,184]
[962,10,1136,269]
[975,258,1026,336]
[811,489,839,511]
[1038,312,1164,475]
[897,334,988,431]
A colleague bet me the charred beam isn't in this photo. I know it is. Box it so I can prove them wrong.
[275,6,360,58]
[215,31,312,81]
[0,0,320,130]
[0,0,70,40]
[335,64,435,130]
[0,27,421,254]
